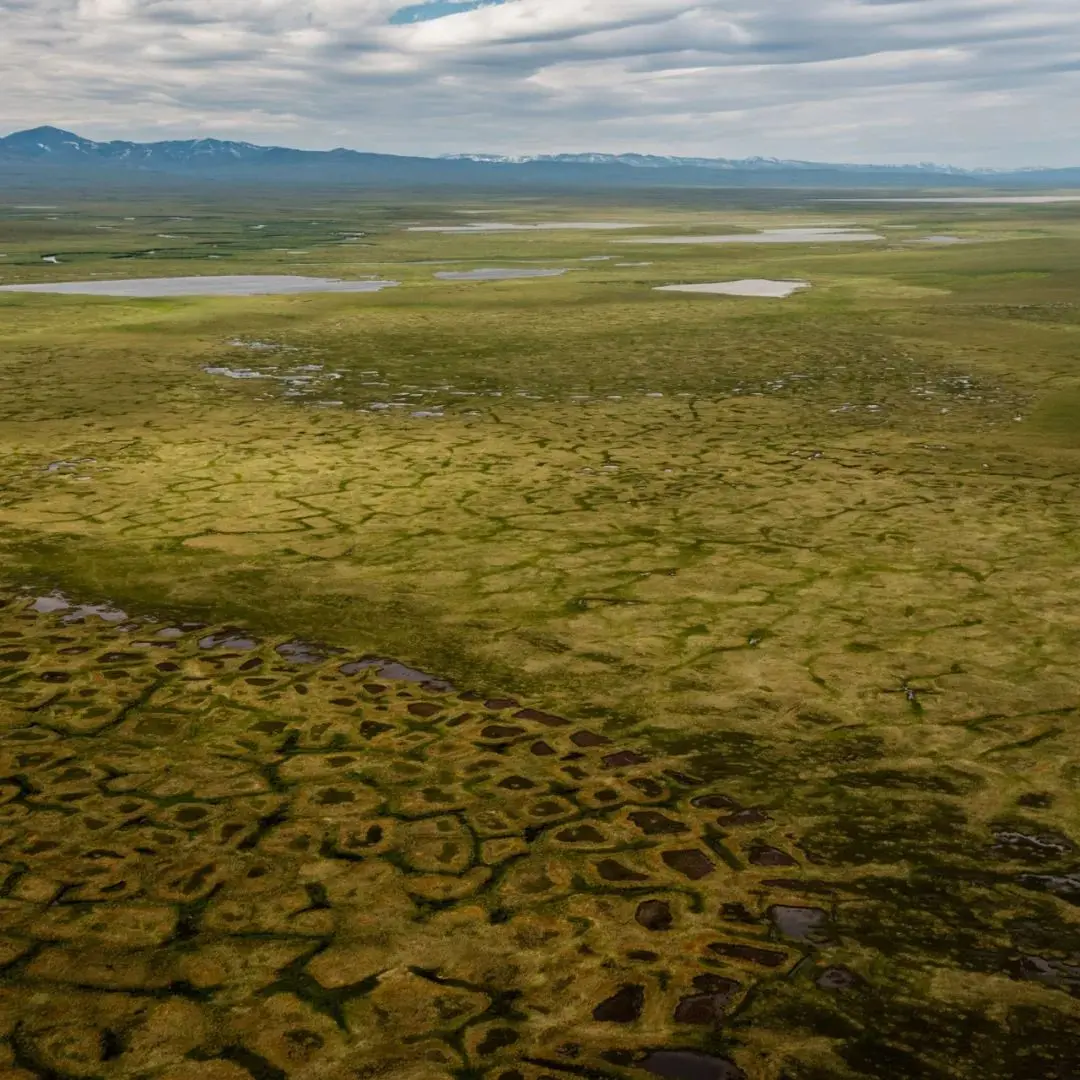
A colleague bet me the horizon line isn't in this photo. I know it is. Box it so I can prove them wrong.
[2,124,1073,175]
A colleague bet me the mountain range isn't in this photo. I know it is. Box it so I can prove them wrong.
[3,126,1079,190]
[440,151,984,174]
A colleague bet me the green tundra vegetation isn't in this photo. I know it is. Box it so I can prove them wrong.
[0,188,1078,1079]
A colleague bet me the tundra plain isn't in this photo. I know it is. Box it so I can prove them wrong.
[0,189,1079,1079]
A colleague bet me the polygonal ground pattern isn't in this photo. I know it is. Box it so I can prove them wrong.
[0,594,1078,1080]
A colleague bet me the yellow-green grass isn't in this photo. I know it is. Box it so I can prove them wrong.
[1,192,1079,1077]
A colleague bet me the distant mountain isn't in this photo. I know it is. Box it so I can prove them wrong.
[1,126,294,166]
[441,150,981,175]
[3,126,1079,189]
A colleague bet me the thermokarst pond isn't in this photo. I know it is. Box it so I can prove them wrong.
[905,234,968,245]
[0,275,401,296]
[620,227,883,245]
[434,267,569,281]
[407,221,647,233]
[654,279,811,298]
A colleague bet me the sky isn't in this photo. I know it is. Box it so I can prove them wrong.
[1,0,1076,166]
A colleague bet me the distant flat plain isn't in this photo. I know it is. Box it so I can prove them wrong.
[1,186,1080,1079]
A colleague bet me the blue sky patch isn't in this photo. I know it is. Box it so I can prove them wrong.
[389,0,507,26]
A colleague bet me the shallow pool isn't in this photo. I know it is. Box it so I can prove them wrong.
[655,279,811,298]
[408,221,646,233]
[434,268,568,281]
[620,227,882,245]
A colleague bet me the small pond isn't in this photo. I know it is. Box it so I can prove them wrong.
[620,227,882,245]
[434,268,568,281]
[655,279,810,298]
[408,221,646,233]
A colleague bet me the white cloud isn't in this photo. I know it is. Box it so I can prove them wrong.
[0,0,1077,165]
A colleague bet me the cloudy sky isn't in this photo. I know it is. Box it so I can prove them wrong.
[1,0,1075,166]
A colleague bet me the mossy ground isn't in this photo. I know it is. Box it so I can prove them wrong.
[0,190,1078,1077]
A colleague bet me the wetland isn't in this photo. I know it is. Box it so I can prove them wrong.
[0,188,1079,1079]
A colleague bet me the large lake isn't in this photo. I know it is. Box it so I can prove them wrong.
[0,275,401,297]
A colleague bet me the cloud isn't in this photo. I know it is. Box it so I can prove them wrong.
[0,0,1076,165]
